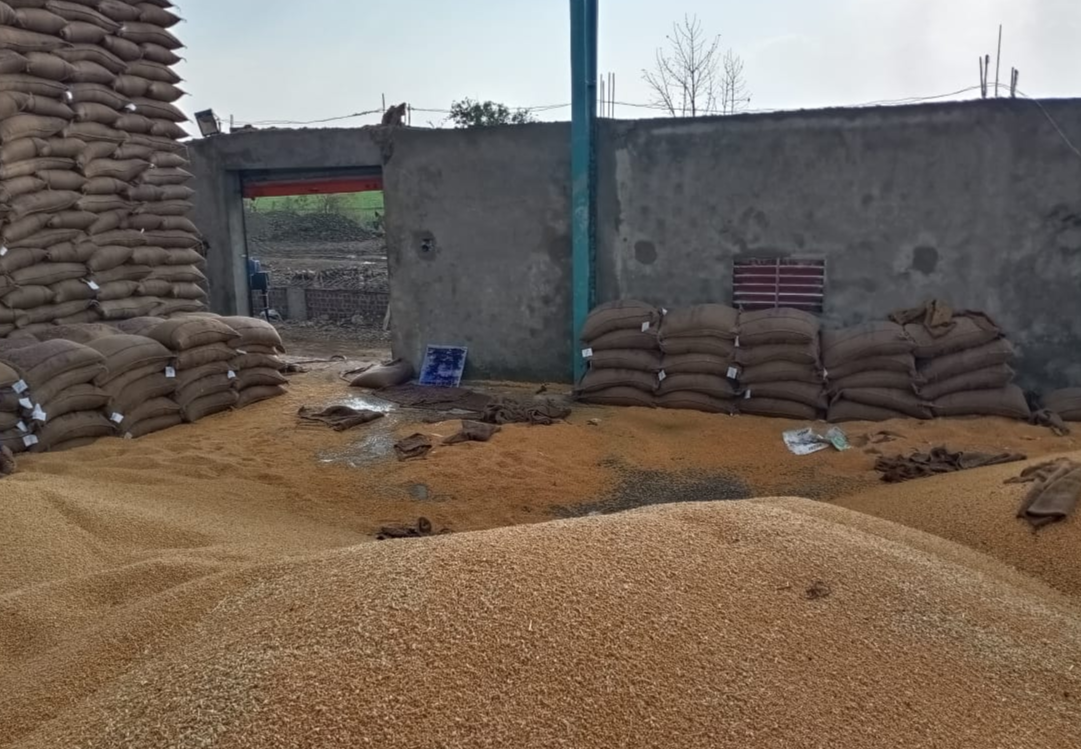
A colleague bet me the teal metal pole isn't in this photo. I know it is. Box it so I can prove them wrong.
[569,0,597,382]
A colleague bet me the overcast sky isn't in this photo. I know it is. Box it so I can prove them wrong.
[176,0,1079,128]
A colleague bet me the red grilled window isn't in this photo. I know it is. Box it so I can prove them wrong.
[733,258,826,313]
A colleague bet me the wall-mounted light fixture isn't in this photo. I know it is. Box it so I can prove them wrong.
[194,109,221,137]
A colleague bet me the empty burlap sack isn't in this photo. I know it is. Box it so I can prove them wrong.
[657,391,734,414]
[86,334,173,386]
[656,373,738,400]
[577,368,657,394]
[740,397,819,420]
[832,388,932,420]
[822,322,914,370]
[933,386,1032,420]
[581,300,661,342]
[586,349,662,372]
[577,386,655,408]
[30,411,115,453]
[150,317,240,351]
[39,383,109,421]
[236,385,286,409]
[828,401,909,423]
[737,308,819,346]
[346,359,414,389]
[1043,389,1081,421]
[124,413,182,438]
[741,382,827,410]
[918,339,1015,383]
[660,304,738,341]
[918,365,1015,401]
[906,314,1002,359]
[182,389,239,423]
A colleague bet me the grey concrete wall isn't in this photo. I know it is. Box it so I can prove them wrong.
[596,100,1081,391]
[383,124,572,381]
[187,128,386,314]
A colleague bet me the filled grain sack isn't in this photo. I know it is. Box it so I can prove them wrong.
[580,300,661,342]
[148,316,239,351]
[345,359,411,390]
[731,308,825,420]
[29,411,115,452]
[236,384,287,409]
[823,322,921,424]
[933,385,1031,421]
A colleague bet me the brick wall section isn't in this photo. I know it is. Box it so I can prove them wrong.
[251,288,288,317]
[253,287,388,324]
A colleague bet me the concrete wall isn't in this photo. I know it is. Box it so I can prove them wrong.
[188,128,386,315]
[383,124,572,381]
[595,100,1081,390]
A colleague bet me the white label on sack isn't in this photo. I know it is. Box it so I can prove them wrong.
[236,349,248,356]
[658,370,667,382]
[22,434,38,448]
[110,412,125,424]
[85,280,100,291]
[726,367,739,380]
[0,246,7,257]
[124,432,134,440]
[745,390,752,400]
[227,370,237,380]
[581,348,593,359]
[63,90,73,102]
[641,322,651,332]
[734,336,740,348]
[822,369,829,380]
[31,404,46,423]
[12,380,27,394]
[125,102,137,112]
[18,397,32,410]
[661,308,668,316]
[16,421,27,433]
[165,367,176,379]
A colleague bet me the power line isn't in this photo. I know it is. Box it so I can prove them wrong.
[1013,88,1081,161]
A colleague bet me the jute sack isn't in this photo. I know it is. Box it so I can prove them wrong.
[101,360,171,397]
[49,210,97,230]
[0,113,67,140]
[577,368,657,395]
[173,343,237,370]
[918,339,1015,384]
[30,411,115,452]
[734,343,819,368]
[219,315,283,350]
[346,359,413,389]
[656,373,738,400]
[124,412,182,439]
[659,353,730,376]
[737,308,819,346]
[907,314,1002,359]
[233,353,284,372]
[108,372,175,415]
[0,361,20,389]
[174,361,230,390]
[94,297,159,321]
[153,299,205,317]
[94,265,152,284]
[1043,389,1081,421]
[4,286,54,310]
[98,0,141,23]
[827,370,917,394]
[139,42,182,66]
[113,316,165,336]
[11,262,87,286]
[53,43,125,73]
[581,300,660,342]
[0,25,65,53]
[118,24,183,50]
[0,246,46,273]
[0,339,105,390]
[87,334,173,385]
[172,283,207,300]
[34,323,119,344]
[39,383,109,421]
[237,385,286,409]
[182,389,239,423]
[102,34,140,61]
[741,382,827,410]
[118,396,179,430]
[824,353,917,381]
[828,401,909,423]
[738,361,822,386]
[917,365,1015,402]
[46,242,95,263]
[821,322,914,369]
[660,304,738,341]
[17,299,92,326]
[588,329,660,352]
[586,349,661,372]
[832,388,932,420]
[236,368,287,390]
[60,21,108,44]
[8,188,81,218]
[657,391,734,414]
[175,373,234,407]
[933,386,1031,420]
[740,397,819,421]
[576,386,655,408]
[32,363,108,405]
[658,336,736,359]
[97,281,141,302]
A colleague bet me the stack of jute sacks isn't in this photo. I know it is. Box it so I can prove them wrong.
[823,322,927,422]
[145,316,239,423]
[0,0,203,339]
[219,315,289,408]
[0,354,26,452]
[655,304,739,413]
[86,331,177,438]
[575,300,662,408]
[0,337,114,451]
[735,308,825,420]
[898,308,1030,421]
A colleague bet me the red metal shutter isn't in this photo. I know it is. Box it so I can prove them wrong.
[733,258,825,313]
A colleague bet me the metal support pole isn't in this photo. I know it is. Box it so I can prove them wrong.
[570,0,598,382]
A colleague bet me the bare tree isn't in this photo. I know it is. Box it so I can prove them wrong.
[643,15,750,117]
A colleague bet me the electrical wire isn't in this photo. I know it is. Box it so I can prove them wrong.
[1012,88,1081,161]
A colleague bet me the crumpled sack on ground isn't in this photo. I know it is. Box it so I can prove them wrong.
[481,397,571,426]
[444,421,501,445]
[875,446,1026,483]
[378,384,493,413]
[1030,409,1071,437]
[297,405,385,431]
[394,433,434,461]
[342,359,415,390]
[376,517,451,540]
[1007,458,1081,529]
